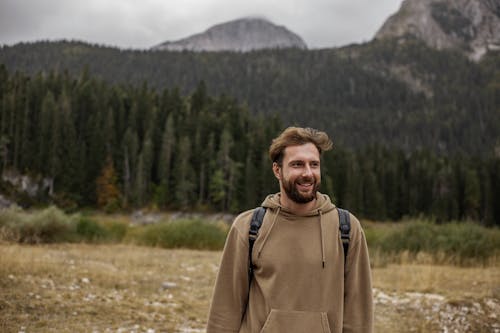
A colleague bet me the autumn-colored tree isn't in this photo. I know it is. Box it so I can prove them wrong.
[96,155,122,212]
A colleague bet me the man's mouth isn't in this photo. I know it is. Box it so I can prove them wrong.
[296,179,314,191]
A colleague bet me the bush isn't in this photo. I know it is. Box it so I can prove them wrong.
[76,217,129,243]
[103,221,128,242]
[76,217,108,241]
[136,219,227,250]
[376,220,500,264]
[0,206,76,243]
[438,223,499,263]
[0,207,230,249]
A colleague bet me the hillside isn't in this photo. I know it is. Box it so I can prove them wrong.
[0,39,498,155]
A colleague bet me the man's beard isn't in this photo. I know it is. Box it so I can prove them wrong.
[282,176,320,204]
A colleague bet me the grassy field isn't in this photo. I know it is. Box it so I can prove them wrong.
[1,243,499,333]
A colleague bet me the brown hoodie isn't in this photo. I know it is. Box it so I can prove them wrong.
[207,192,373,333]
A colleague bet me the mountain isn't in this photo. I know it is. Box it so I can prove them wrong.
[151,17,307,52]
[374,0,500,60]
[0,9,499,220]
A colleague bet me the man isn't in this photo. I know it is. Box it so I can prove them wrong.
[207,127,373,333]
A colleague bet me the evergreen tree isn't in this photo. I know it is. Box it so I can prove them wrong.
[174,136,194,209]
[57,89,79,196]
[244,148,258,207]
[136,136,154,205]
[156,113,175,207]
[122,128,139,206]
[463,168,480,220]
[38,91,56,175]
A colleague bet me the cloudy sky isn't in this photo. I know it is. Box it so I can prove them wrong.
[0,0,403,49]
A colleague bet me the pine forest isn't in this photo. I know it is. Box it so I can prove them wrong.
[0,55,499,225]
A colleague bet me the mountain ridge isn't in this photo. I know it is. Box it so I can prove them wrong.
[375,0,500,60]
[152,17,307,52]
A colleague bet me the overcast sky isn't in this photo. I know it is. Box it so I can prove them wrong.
[0,0,404,49]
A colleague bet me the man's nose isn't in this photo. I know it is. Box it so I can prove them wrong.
[302,164,313,176]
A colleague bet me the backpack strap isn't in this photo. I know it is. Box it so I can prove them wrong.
[337,208,351,263]
[248,207,266,286]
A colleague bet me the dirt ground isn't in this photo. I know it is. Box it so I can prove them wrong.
[0,244,498,332]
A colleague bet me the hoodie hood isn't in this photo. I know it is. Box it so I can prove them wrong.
[261,191,336,217]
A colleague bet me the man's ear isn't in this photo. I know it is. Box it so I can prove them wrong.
[272,162,281,180]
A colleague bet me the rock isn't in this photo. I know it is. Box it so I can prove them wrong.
[161,281,177,289]
[0,194,14,208]
[374,0,500,60]
[1,169,52,198]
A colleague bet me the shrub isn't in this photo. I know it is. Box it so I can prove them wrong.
[76,217,129,243]
[376,220,500,265]
[102,221,128,242]
[76,217,109,241]
[136,219,227,250]
[0,206,76,243]
[438,223,499,264]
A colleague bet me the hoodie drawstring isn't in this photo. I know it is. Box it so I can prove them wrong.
[256,205,326,269]
[319,209,326,268]
[257,207,281,258]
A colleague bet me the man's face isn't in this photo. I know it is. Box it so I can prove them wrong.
[273,143,321,204]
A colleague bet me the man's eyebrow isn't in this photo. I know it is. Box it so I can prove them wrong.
[288,159,320,163]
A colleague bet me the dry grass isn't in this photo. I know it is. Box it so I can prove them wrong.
[0,243,219,332]
[372,262,500,332]
[373,262,500,299]
[1,243,499,332]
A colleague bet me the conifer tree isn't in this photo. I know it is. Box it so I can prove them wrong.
[209,169,226,210]
[136,135,153,205]
[57,89,79,194]
[463,168,480,220]
[122,128,139,205]
[38,92,56,175]
[244,148,258,207]
[156,113,175,207]
[174,136,194,209]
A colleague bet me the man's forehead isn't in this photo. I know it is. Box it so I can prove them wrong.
[283,143,320,160]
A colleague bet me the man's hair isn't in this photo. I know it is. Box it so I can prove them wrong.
[269,127,333,165]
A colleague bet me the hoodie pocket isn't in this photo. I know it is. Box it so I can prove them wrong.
[259,309,331,333]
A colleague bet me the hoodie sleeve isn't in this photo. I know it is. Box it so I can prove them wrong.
[342,216,374,333]
[206,216,250,333]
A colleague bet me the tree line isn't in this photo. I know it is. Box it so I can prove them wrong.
[0,66,499,225]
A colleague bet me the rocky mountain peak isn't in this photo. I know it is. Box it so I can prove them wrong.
[374,0,500,60]
[152,17,307,52]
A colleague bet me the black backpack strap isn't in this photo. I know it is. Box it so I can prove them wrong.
[248,207,266,285]
[338,208,351,263]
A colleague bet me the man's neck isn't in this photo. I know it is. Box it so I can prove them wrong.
[279,192,317,215]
